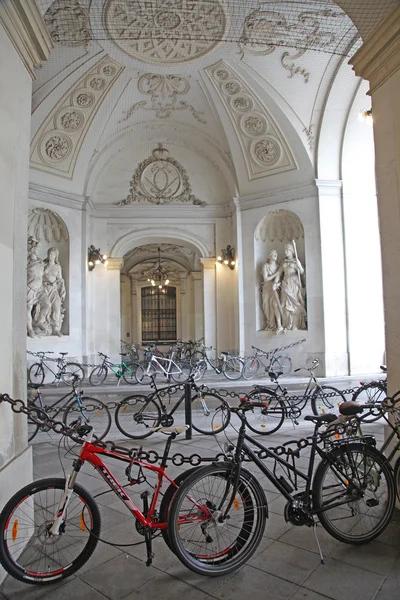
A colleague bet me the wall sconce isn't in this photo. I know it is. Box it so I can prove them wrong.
[216,245,236,270]
[358,108,373,125]
[88,245,108,271]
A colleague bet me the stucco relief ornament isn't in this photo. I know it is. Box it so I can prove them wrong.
[118,144,207,207]
[238,7,346,83]
[60,111,83,131]
[104,0,226,64]
[44,0,92,47]
[44,135,71,161]
[253,139,280,166]
[120,73,206,123]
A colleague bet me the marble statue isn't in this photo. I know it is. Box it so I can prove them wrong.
[260,243,307,332]
[34,247,66,336]
[27,242,66,337]
[261,249,283,332]
[26,237,45,338]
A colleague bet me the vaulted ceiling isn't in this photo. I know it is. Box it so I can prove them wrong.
[31,0,397,207]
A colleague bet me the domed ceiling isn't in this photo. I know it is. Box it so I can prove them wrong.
[31,0,396,205]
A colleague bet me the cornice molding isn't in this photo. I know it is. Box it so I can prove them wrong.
[85,203,230,220]
[200,258,216,269]
[234,182,318,211]
[315,179,343,196]
[0,0,52,79]
[349,5,400,95]
[29,182,86,210]
[107,258,124,271]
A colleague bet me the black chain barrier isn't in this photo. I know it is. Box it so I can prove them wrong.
[0,392,367,466]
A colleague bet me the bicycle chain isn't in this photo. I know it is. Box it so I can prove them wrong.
[0,393,357,465]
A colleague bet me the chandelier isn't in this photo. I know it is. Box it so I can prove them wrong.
[147,247,170,289]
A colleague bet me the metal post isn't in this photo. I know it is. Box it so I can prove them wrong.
[184,382,192,440]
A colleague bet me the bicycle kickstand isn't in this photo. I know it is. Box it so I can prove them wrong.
[141,491,154,567]
[312,522,325,565]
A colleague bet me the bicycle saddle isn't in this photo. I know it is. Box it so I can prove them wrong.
[59,352,68,356]
[28,383,41,390]
[269,371,283,380]
[339,401,364,416]
[304,413,337,424]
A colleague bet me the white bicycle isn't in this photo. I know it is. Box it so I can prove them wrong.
[135,348,191,384]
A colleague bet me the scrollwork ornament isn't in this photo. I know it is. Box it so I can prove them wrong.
[44,0,92,47]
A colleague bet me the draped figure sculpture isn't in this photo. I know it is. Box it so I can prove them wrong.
[27,237,45,338]
[33,247,66,337]
[261,249,283,332]
[274,243,306,331]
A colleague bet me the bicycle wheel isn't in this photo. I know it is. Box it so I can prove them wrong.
[244,389,285,435]
[171,361,191,383]
[63,397,111,441]
[313,442,395,544]
[393,456,400,502]
[190,352,204,367]
[191,360,207,382]
[115,395,161,439]
[270,354,292,377]
[27,405,48,442]
[135,361,157,384]
[122,362,139,385]
[191,392,231,434]
[89,365,108,386]
[242,357,261,380]
[62,362,85,386]
[168,464,267,576]
[0,478,101,584]
[351,382,387,423]
[222,357,243,380]
[28,363,45,386]
[311,385,346,416]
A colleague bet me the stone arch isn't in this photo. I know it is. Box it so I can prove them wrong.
[110,227,212,260]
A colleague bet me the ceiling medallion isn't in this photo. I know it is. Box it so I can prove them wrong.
[118,144,207,207]
[44,0,92,47]
[104,0,226,64]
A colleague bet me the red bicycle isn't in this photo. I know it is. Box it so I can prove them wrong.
[0,424,190,585]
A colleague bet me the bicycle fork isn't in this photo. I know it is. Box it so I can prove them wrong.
[50,468,81,536]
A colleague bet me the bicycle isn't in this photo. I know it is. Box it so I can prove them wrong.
[350,365,387,423]
[115,378,231,438]
[27,377,111,442]
[242,360,346,434]
[242,345,294,380]
[0,423,197,585]
[27,351,85,386]
[135,347,191,384]
[189,342,244,381]
[89,352,139,386]
[166,402,396,577]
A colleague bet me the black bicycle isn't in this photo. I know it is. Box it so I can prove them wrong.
[27,351,85,386]
[166,403,395,577]
[350,365,387,423]
[27,377,111,442]
[115,378,231,438]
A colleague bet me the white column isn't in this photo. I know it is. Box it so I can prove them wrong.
[200,258,217,349]
[316,180,349,376]
[350,4,400,393]
[179,272,188,341]
[106,258,124,361]
[0,0,51,584]
[191,272,203,341]
[130,275,140,344]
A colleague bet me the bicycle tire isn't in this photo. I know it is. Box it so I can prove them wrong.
[28,363,45,386]
[270,354,292,377]
[171,361,191,383]
[167,464,267,576]
[222,356,243,380]
[190,392,231,434]
[63,397,111,442]
[135,361,157,384]
[0,478,101,584]
[27,405,48,442]
[115,395,161,439]
[351,382,387,423]
[393,456,400,502]
[311,385,346,416]
[313,442,395,544]
[244,389,285,435]
[190,352,204,367]
[62,362,85,386]
[242,357,261,380]
[191,359,207,382]
[89,365,108,386]
[122,362,139,385]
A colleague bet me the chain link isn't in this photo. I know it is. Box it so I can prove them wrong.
[0,393,355,465]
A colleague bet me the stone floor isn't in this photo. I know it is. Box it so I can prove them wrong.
[1,384,399,600]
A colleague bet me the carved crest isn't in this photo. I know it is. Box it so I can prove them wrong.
[118,145,207,206]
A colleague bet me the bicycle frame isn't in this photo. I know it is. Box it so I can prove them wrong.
[34,356,66,382]
[148,354,182,377]
[52,435,178,536]
[29,387,85,421]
